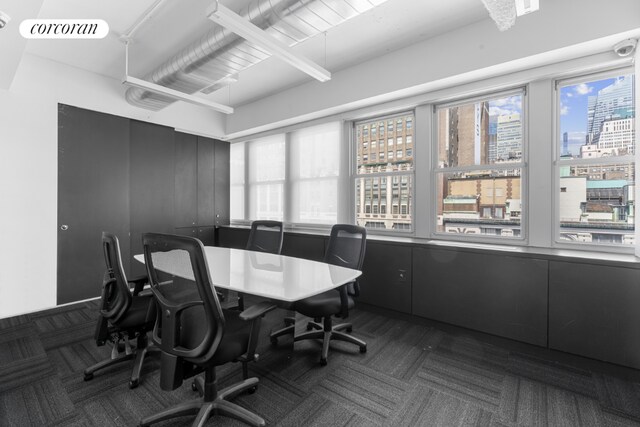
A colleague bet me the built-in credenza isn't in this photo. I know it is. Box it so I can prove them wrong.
[218,226,640,370]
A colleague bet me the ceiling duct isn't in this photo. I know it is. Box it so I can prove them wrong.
[126,0,388,111]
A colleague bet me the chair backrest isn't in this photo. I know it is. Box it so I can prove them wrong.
[246,220,284,254]
[100,232,133,323]
[324,224,367,295]
[142,233,225,367]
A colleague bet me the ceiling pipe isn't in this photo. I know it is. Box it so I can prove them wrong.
[125,0,388,111]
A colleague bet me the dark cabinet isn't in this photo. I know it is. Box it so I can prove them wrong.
[173,134,229,244]
[174,132,198,228]
[549,261,640,369]
[57,105,230,304]
[214,140,230,226]
[130,120,176,276]
[413,248,548,347]
[197,137,216,226]
[174,226,216,245]
[359,242,412,313]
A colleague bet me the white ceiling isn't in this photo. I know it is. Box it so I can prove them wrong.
[9,0,490,107]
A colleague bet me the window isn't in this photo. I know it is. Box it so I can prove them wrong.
[556,71,635,247]
[248,135,285,221]
[435,90,525,239]
[290,122,341,224]
[230,122,342,226]
[230,141,245,220]
[354,113,414,232]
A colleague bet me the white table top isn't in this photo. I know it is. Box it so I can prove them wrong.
[134,246,362,303]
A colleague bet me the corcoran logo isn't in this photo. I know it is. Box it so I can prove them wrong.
[19,19,108,39]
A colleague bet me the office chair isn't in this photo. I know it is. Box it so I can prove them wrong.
[270,224,367,365]
[83,232,158,389]
[140,233,275,427]
[231,220,284,311]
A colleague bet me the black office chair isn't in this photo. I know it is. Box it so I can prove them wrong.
[270,224,367,365]
[83,232,157,388]
[231,220,284,311]
[140,233,275,427]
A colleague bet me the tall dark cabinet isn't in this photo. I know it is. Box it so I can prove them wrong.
[57,105,229,304]
[129,120,177,277]
[173,133,229,246]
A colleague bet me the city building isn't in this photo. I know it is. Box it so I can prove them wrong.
[496,113,522,160]
[586,75,635,145]
[355,116,413,230]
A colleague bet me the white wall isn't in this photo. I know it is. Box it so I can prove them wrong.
[226,0,640,137]
[0,53,226,319]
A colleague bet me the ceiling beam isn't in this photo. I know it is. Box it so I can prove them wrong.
[207,1,331,82]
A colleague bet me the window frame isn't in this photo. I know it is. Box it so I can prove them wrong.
[431,87,528,244]
[351,111,416,235]
[552,67,636,252]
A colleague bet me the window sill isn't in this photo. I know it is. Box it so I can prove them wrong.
[218,225,640,267]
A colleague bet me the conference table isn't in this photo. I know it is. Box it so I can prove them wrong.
[133,246,362,302]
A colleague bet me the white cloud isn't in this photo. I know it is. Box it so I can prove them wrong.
[488,95,522,116]
[560,104,569,115]
[574,83,592,95]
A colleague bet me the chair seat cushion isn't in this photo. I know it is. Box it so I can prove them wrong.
[115,294,155,330]
[295,290,354,319]
[210,309,250,365]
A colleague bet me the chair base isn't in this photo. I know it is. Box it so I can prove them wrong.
[83,333,159,389]
[269,317,366,365]
[140,369,264,427]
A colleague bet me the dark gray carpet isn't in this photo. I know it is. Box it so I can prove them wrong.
[1,298,640,426]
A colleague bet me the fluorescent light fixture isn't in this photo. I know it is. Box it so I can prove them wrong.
[515,0,539,16]
[207,2,331,82]
[123,75,234,114]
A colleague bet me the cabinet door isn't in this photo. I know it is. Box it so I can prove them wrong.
[214,139,230,226]
[175,227,197,238]
[130,120,175,276]
[198,226,216,246]
[197,137,215,226]
[358,242,412,313]
[175,132,197,228]
[57,104,130,304]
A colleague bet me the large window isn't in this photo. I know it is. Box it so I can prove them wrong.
[230,122,341,225]
[248,135,285,221]
[290,123,340,224]
[354,113,414,232]
[556,71,635,246]
[435,90,525,239]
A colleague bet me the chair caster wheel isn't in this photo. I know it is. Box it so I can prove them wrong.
[320,358,327,366]
[83,373,93,381]
[129,379,139,389]
[306,323,313,331]
[248,385,258,394]
[270,336,278,346]
[347,327,353,333]
[359,346,367,354]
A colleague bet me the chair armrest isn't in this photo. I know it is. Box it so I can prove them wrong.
[129,275,148,296]
[237,301,277,364]
[239,301,277,321]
